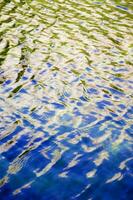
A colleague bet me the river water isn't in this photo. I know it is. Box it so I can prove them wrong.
[0,0,133,199]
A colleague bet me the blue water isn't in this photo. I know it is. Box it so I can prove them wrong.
[0,0,133,199]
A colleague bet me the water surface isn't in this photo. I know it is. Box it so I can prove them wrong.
[0,0,133,199]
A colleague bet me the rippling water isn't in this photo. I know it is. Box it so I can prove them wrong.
[0,0,133,199]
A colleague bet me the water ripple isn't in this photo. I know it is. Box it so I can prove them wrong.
[0,0,133,199]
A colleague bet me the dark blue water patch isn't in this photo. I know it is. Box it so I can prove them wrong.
[32,137,42,143]
[81,136,93,147]
[77,101,83,106]
[44,110,55,118]
[0,156,9,179]
[110,112,118,118]
[18,134,30,150]
[0,70,4,75]
[97,159,120,184]
[0,184,13,200]
[51,102,65,109]
[22,76,28,81]
[113,96,122,102]
[103,94,111,99]
[0,1,132,199]
[96,100,112,109]
[58,95,67,103]
[53,72,58,77]
[34,126,49,135]
[3,87,13,93]
[126,160,133,174]
[27,67,32,73]
[22,176,61,200]
[119,175,133,200]
[0,127,5,132]
[39,69,47,75]
[125,126,133,136]
[119,60,125,64]
[2,134,29,162]
[87,88,98,94]
[30,136,56,154]
[23,119,35,129]
[2,80,12,86]
[0,126,24,143]
[0,136,132,200]
[118,104,126,109]
[30,112,47,124]
[112,128,121,137]
[70,100,75,104]
[87,78,94,82]
[64,91,70,98]
[96,116,113,127]
[20,107,29,114]
[0,107,4,112]
[89,125,106,138]
[80,96,88,102]
[26,154,95,199]
[6,167,36,193]
[27,152,50,173]
[19,88,28,94]
[42,98,49,104]
[13,113,21,119]
[107,87,124,96]
[123,107,133,119]
[90,111,98,115]
[117,109,124,114]
[78,156,129,200]
[68,158,95,176]
[31,79,37,85]
[112,142,132,161]
[86,67,91,72]
[112,119,126,127]
[6,115,16,121]
[85,146,104,159]
[91,178,131,200]
[46,62,52,68]
[48,123,57,129]
[113,77,125,82]
[113,68,128,72]
[116,5,128,11]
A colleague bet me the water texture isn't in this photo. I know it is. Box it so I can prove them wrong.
[0,0,133,199]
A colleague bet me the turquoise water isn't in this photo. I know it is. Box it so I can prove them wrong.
[0,0,133,199]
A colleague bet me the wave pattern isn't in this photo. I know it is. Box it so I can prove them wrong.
[0,0,133,199]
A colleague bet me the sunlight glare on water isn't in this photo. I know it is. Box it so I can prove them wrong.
[0,0,133,199]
